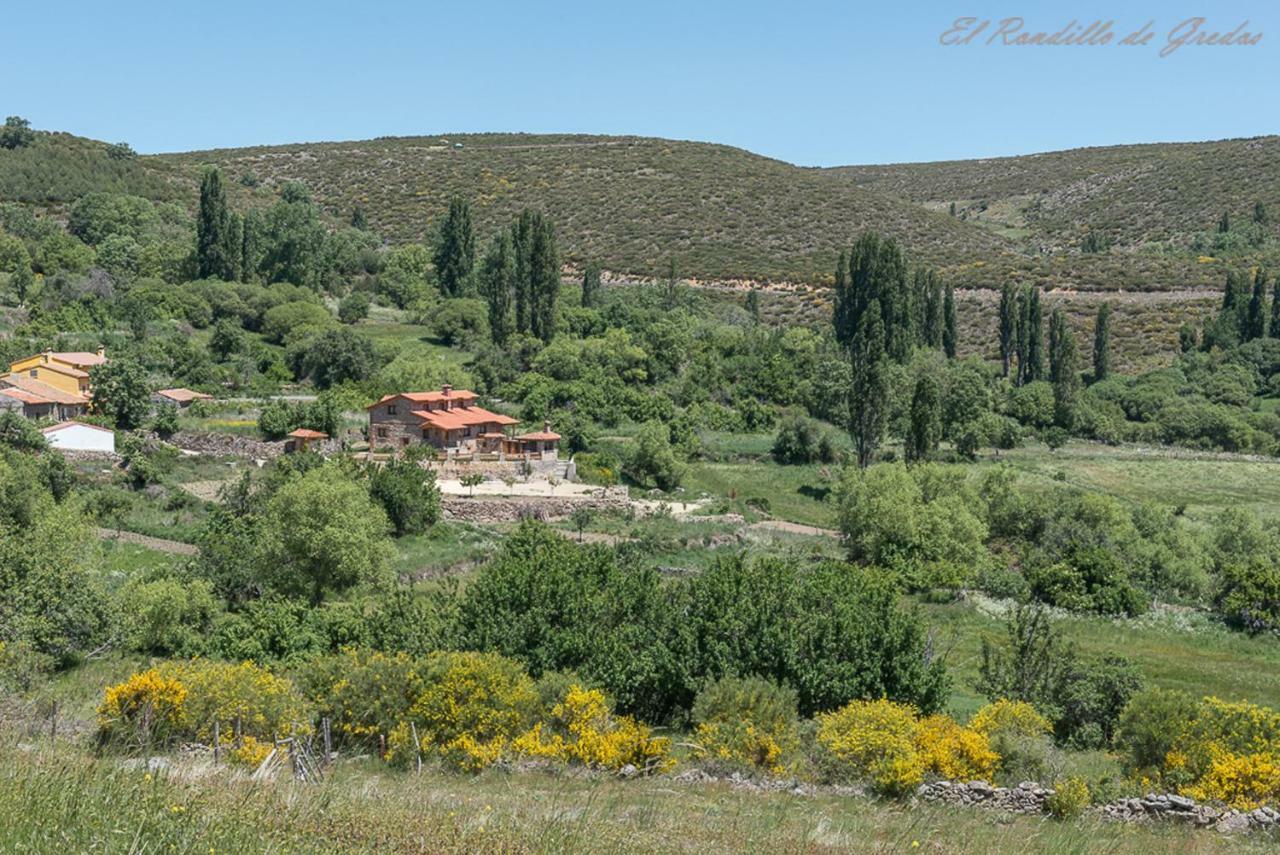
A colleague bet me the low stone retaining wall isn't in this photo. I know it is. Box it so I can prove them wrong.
[443,488,630,523]
[917,780,1279,833]
[916,780,1051,814]
[168,431,287,458]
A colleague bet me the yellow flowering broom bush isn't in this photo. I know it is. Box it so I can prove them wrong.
[97,668,189,747]
[512,685,673,773]
[689,675,800,776]
[1166,697,1280,809]
[817,699,998,795]
[299,648,426,747]
[409,651,538,772]
[98,660,311,749]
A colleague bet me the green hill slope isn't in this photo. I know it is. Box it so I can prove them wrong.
[828,135,1280,286]
[149,134,1018,283]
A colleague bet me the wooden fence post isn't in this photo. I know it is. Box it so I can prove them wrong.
[410,722,422,774]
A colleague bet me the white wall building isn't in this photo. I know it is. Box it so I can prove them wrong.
[41,420,116,453]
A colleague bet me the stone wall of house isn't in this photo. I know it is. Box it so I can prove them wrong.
[442,487,630,523]
[368,403,426,453]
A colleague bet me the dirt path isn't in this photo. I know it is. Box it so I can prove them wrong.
[743,520,841,539]
[94,528,200,556]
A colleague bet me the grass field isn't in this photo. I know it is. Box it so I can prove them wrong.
[0,739,1269,855]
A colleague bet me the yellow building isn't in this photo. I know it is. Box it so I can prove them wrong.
[8,348,106,396]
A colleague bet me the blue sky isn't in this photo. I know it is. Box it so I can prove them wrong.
[6,1,1276,166]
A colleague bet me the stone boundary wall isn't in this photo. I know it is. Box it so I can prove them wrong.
[917,780,1280,834]
[443,487,630,523]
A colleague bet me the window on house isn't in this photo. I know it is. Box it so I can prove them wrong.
[29,369,37,378]
[376,427,388,438]
[387,404,397,415]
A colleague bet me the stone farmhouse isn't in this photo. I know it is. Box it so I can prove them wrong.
[367,385,561,458]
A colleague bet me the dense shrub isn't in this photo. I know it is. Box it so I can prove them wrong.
[691,675,800,775]
[771,415,836,464]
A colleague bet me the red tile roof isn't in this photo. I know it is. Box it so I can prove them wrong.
[516,430,562,442]
[32,361,89,379]
[287,428,329,439]
[1,374,90,405]
[412,406,520,431]
[367,389,480,409]
[50,351,107,367]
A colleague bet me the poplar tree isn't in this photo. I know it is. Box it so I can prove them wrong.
[833,233,908,361]
[916,268,943,348]
[1048,306,1067,384]
[1025,286,1044,382]
[1053,324,1080,429]
[849,299,889,468]
[1271,279,1280,339]
[1092,302,1112,382]
[942,283,957,359]
[196,167,237,280]
[434,197,476,297]
[479,231,515,344]
[905,372,942,463]
[512,209,535,334]
[745,287,761,323]
[998,283,1017,378]
[528,215,560,342]
[1246,268,1269,341]
[581,261,601,309]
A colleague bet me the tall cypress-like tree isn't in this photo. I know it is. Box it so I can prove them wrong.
[1053,323,1080,429]
[905,372,942,463]
[1271,279,1280,339]
[916,268,942,349]
[1246,268,1269,341]
[833,233,909,362]
[998,283,1017,378]
[479,231,515,344]
[581,261,601,309]
[1048,306,1067,384]
[1025,286,1044,382]
[1092,302,1112,383]
[942,283,957,359]
[849,299,889,468]
[745,287,761,323]
[434,197,476,297]
[196,167,237,281]
[511,210,535,334]
[528,215,560,342]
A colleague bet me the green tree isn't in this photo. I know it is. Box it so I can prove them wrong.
[905,373,942,463]
[292,327,376,389]
[89,358,150,429]
[367,458,440,536]
[433,197,476,297]
[1246,268,1269,341]
[1025,286,1044,382]
[510,209,560,341]
[581,260,601,309]
[259,183,325,288]
[479,230,515,344]
[195,167,238,281]
[998,282,1017,377]
[259,466,392,604]
[1048,306,1067,384]
[10,260,33,306]
[1092,302,1112,382]
[849,299,889,468]
[0,116,35,149]
[741,286,760,324]
[663,256,680,309]
[1052,322,1081,429]
[626,420,685,491]
[338,291,371,325]
[917,268,943,348]
[942,283,957,359]
[350,204,368,231]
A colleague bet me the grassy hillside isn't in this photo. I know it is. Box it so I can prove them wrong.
[829,135,1280,289]
[150,133,1019,283]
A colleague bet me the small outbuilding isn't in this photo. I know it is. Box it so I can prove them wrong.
[284,428,329,454]
[41,420,116,453]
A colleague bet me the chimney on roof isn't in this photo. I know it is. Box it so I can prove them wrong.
[544,420,551,433]
[442,383,452,396]
[96,346,105,357]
